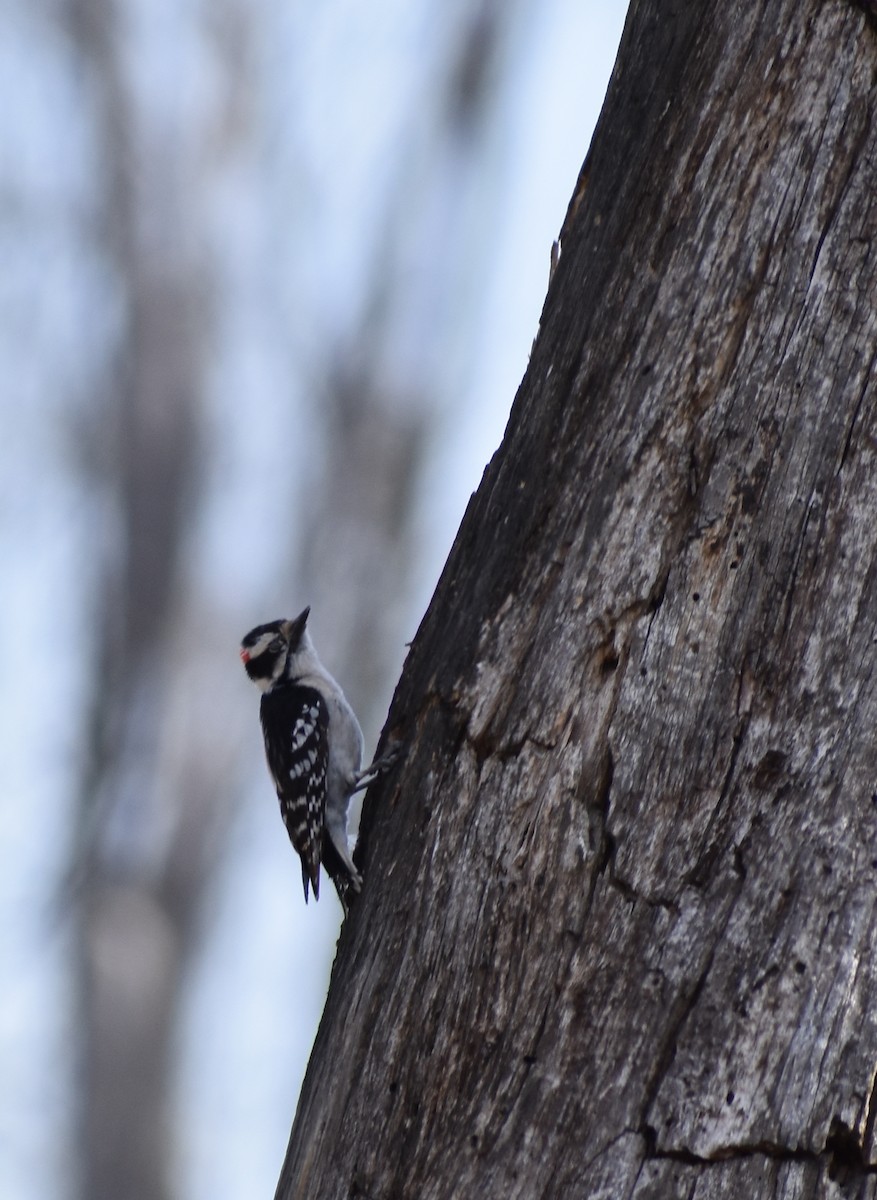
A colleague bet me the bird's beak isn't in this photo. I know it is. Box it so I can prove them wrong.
[239,648,251,664]
[283,606,310,643]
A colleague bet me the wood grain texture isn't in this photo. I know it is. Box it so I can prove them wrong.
[277,2,877,1196]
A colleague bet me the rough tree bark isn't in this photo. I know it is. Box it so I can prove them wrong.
[278,2,877,1197]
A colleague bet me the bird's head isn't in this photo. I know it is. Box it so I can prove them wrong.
[239,607,310,692]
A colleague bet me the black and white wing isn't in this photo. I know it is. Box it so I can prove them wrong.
[260,684,329,902]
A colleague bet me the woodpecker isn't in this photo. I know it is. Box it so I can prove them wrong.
[240,607,396,912]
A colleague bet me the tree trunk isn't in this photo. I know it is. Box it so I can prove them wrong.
[278,2,877,1197]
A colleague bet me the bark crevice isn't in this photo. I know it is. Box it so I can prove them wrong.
[646,1118,877,1181]
[848,0,877,34]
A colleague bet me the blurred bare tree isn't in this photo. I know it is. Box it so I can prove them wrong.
[67,1,217,1195]
[59,0,523,1196]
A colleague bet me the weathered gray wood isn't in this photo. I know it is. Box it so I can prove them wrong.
[276,2,877,1196]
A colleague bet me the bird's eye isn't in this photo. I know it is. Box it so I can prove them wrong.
[269,637,284,654]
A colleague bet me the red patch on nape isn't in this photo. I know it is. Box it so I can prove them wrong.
[239,648,250,664]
